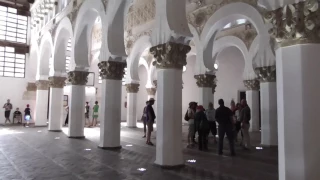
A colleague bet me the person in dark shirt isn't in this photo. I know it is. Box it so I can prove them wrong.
[13,108,22,124]
[24,104,31,127]
[194,105,210,151]
[215,99,235,156]
[146,98,156,146]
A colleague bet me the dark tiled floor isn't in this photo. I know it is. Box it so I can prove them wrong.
[0,124,278,180]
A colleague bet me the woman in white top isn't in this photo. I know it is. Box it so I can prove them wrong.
[187,102,196,147]
[206,102,217,143]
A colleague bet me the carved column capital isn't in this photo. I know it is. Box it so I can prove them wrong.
[212,84,217,94]
[146,88,156,96]
[150,42,191,69]
[36,80,50,90]
[48,76,67,88]
[67,71,89,85]
[255,66,276,82]
[126,83,139,93]
[26,82,37,91]
[244,79,260,91]
[98,61,126,80]
[153,80,157,88]
[194,74,216,88]
[265,0,320,47]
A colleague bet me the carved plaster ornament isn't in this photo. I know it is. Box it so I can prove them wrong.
[187,0,258,33]
[243,79,260,90]
[102,0,108,12]
[26,83,37,91]
[254,65,276,82]
[212,83,217,94]
[194,74,216,88]
[125,29,152,54]
[264,0,320,47]
[146,88,156,96]
[48,76,67,88]
[98,61,127,80]
[36,80,50,90]
[126,83,140,93]
[153,80,157,88]
[149,42,191,69]
[67,71,89,85]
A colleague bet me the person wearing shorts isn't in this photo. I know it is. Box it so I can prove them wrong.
[3,99,12,124]
[91,101,99,127]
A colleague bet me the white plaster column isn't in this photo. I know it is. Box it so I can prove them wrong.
[48,76,66,132]
[98,61,126,149]
[194,74,216,109]
[244,80,260,132]
[126,83,139,128]
[256,66,278,146]
[67,71,89,138]
[34,80,49,126]
[266,2,320,179]
[150,42,191,167]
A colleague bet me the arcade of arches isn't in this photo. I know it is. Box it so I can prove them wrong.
[0,0,319,179]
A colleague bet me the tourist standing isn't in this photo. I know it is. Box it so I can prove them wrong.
[13,108,22,124]
[215,99,235,156]
[195,105,210,151]
[146,98,156,146]
[186,102,196,148]
[3,99,12,124]
[239,99,251,150]
[141,101,148,138]
[85,102,90,127]
[24,104,31,127]
[91,101,99,127]
[206,102,217,144]
[64,106,69,126]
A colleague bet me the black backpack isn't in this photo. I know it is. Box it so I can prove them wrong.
[184,110,190,121]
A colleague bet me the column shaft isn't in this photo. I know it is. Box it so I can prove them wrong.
[260,82,277,146]
[48,88,64,131]
[35,90,49,126]
[246,90,260,132]
[277,44,320,180]
[155,68,183,166]
[68,85,86,138]
[198,87,212,109]
[126,93,138,128]
[99,79,122,148]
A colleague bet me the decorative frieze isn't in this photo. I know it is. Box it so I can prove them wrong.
[36,80,50,90]
[255,66,276,82]
[187,0,258,33]
[194,74,216,88]
[150,42,191,69]
[146,88,156,96]
[244,79,260,90]
[264,0,320,47]
[26,82,37,91]
[126,83,140,93]
[67,71,89,85]
[49,76,67,88]
[98,61,127,80]
[216,25,257,48]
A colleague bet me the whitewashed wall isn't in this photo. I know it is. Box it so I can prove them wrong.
[214,46,246,108]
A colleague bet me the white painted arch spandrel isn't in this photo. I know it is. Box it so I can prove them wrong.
[52,17,73,74]
[151,0,192,45]
[73,0,106,69]
[210,36,254,80]
[127,35,152,83]
[38,31,53,79]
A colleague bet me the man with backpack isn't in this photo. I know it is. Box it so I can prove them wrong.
[239,99,251,150]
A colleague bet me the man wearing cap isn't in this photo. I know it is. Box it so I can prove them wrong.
[146,98,156,145]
